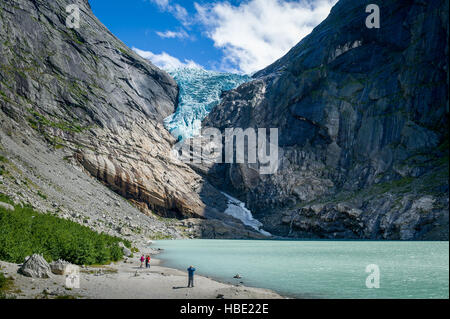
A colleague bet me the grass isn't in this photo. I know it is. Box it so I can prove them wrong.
[67,80,89,102]
[149,231,173,240]
[27,109,86,134]
[0,155,8,175]
[118,46,133,58]
[80,265,118,275]
[0,193,130,265]
[0,89,12,103]
[372,176,415,194]
[0,271,15,299]
[26,109,90,149]
[37,190,47,200]
[0,193,14,205]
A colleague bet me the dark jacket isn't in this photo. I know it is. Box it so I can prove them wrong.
[187,267,196,277]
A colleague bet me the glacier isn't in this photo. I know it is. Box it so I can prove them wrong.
[164,67,269,236]
[163,67,250,141]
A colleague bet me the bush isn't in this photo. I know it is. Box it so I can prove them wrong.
[0,272,8,288]
[0,195,130,265]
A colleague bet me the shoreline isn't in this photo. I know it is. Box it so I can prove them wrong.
[155,255,288,298]
[154,255,290,299]
[0,246,284,299]
[151,244,295,299]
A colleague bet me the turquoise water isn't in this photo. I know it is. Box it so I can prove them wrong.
[164,68,250,141]
[153,240,449,299]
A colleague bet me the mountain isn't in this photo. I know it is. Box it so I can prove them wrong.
[0,0,265,240]
[1,0,448,241]
[203,0,449,239]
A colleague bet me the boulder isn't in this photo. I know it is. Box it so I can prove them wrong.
[50,259,78,275]
[116,227,133,237]
[119,242,132,257]
[0,202,14,211]
[18,254,51,278]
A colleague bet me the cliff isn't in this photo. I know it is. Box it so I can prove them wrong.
[203,0,449,239]
[0,0,262,239]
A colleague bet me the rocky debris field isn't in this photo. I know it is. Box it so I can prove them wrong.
[0,126,185,245]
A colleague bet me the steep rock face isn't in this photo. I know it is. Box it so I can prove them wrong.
[0,0,231,221]
[203,0,449,239]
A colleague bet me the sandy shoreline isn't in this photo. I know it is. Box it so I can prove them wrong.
[0,247,283,299]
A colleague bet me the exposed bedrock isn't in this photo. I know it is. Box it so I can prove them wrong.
[0,0,238,229]
[202,0,449,239]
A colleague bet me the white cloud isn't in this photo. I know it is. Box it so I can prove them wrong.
[156,30,188,39]
[132,47,203,70]
[151,0,169,8]
[150,0,190,25]
[195,0,337,74]
[171,4,189,23]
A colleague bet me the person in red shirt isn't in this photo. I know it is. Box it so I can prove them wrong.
[146,255,151,269]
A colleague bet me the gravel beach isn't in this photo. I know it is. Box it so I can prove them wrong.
[0,250,283,299]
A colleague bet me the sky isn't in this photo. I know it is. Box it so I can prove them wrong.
[90,0,337,74]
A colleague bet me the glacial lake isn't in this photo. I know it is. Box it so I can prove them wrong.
[153,240,449,299]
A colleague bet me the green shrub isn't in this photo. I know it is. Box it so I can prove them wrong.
[0,272,8,288]
[0,193,13,205]
[0,194,130,265]
[131,247,139,253]
[37,190,47,200]
[27,109,86,134]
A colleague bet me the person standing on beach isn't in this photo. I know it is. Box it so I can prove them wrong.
[187,266,196,288]
[140,255,145,268]
[146,255,151,268]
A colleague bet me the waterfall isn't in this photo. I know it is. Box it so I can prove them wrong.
[222,192,271,236]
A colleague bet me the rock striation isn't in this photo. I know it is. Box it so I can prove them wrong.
[18,254,51,278]
[203,0,449,239]
[1,0,447,241]
[0,0,238,231]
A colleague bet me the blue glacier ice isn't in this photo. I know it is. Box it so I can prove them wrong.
[164,67,251,141]
[163,67,269,235]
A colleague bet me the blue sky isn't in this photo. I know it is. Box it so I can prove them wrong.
[90,0,337,74]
